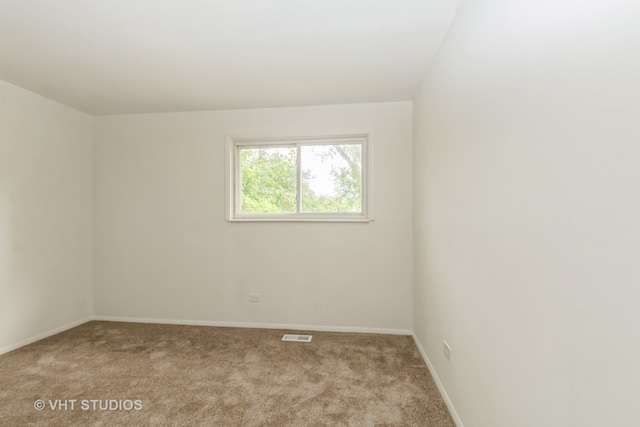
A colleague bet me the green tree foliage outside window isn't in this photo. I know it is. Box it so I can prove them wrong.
[240,147,297,213]
[240,143,362,214]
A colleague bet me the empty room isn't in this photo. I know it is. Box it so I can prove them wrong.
[1,1,639,426]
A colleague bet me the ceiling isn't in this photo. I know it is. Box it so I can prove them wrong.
[0,0,461,115]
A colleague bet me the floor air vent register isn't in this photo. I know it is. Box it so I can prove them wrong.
[282,334,313,342]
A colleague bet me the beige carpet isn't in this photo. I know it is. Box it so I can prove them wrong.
[0,321,455,426]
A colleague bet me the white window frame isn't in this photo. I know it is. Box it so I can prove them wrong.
[225,133,373,222]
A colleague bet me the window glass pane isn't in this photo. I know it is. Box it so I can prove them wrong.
[240,146,297,213]
[301,144,362,213]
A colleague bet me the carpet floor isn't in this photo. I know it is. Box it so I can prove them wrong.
[0,321,455,426]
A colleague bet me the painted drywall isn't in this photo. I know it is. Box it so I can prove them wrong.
[413,0,640,426]
[94,102,413,331]
[0,79,93,353]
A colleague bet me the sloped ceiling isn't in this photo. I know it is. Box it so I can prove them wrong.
[0,0,461,115]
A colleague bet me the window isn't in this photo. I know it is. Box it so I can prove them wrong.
[226,134,371,222]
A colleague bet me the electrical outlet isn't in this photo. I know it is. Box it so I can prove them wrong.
[249,293,261,302]
[443,341,451,361]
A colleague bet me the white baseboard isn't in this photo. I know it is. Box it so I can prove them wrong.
[92,315,413,336]
[412,333,465,427]
[0,316,93,356]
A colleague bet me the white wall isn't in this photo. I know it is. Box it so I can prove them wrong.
[413,0,640,426]
[0,79,93,353]
[94,102,413,332]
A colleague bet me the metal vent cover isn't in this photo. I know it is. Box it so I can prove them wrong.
[282,334,313,342]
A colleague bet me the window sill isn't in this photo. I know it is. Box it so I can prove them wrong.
[227,215,371,223]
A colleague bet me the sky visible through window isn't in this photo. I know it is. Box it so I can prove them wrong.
[302,145,349,197]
